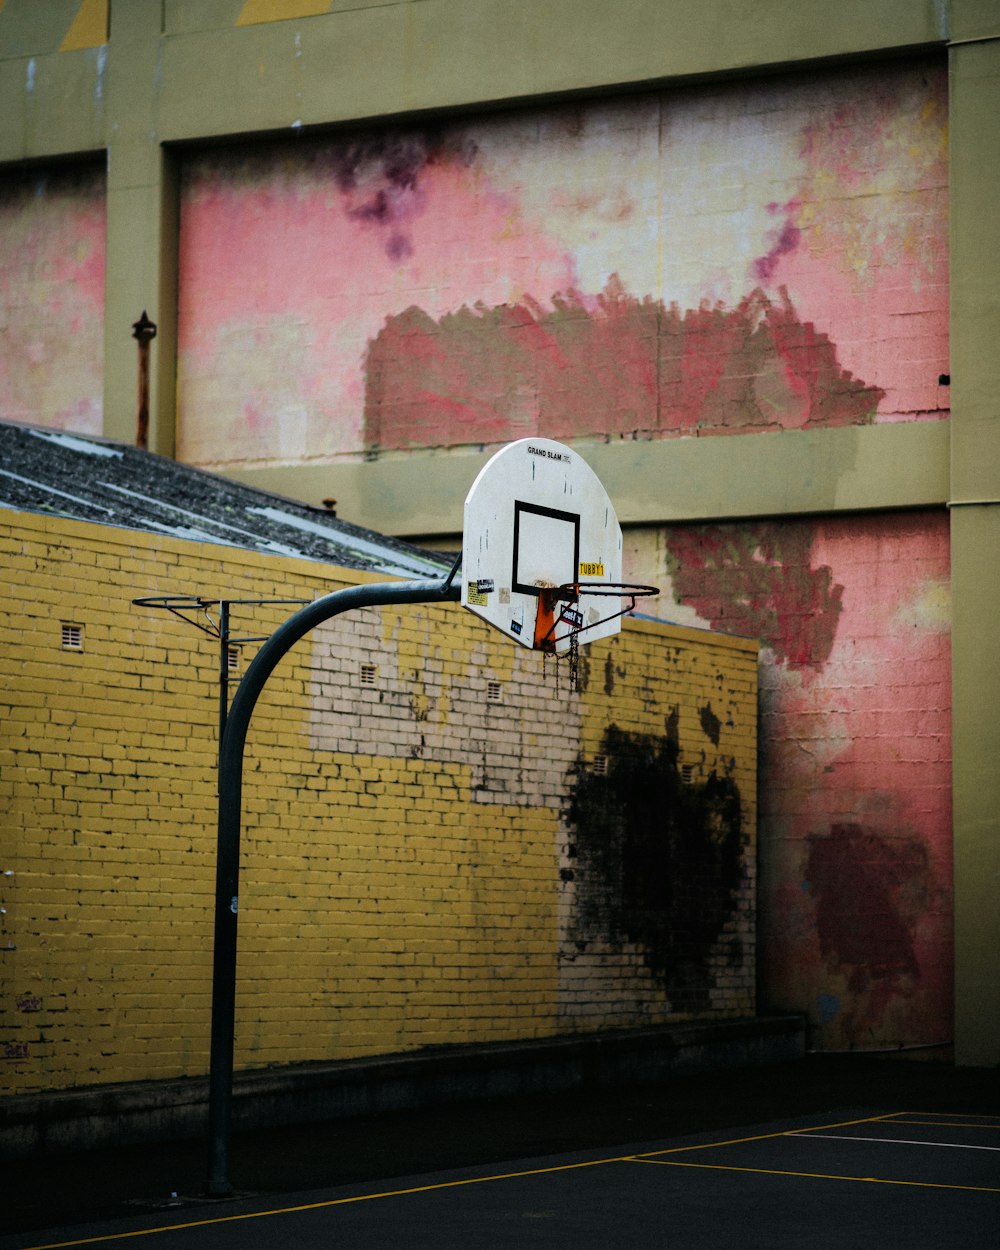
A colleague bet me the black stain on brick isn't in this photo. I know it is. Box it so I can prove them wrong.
[699,703,721,745]
[566,725,744,1007]
[603,653,627,696]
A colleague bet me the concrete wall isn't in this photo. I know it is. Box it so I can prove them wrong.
[0,0,997,1066]
[0,506,757,1095]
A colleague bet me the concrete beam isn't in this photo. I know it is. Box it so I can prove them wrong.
[227,421,951,539]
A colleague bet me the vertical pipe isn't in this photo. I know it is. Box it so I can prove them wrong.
[132,311,157,451]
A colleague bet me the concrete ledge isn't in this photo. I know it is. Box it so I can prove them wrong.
[228,421,951,538]
[1,1016,804,1160]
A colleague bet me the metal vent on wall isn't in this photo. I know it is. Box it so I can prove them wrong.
[61,623,83,651]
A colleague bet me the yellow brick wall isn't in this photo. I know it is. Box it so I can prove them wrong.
[0,509,757,1094]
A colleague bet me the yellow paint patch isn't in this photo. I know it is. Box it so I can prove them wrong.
[59,0,108,51]
[237,0,331,25]
[894,580,951,633]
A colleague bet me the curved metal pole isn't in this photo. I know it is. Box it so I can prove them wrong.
[206,575,461,1195]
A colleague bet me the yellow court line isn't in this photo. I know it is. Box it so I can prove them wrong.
[630,1112,890,1160]
[630,1156,1000,1194]
[14,1156,629,1250]
[10,1113,908,1250]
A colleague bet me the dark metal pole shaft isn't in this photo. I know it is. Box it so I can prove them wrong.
[218,601,230,746]
[205,576,461,1197]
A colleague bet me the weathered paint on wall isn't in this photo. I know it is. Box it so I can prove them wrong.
[0,507,756,1093]
[0,163,105,434]
[176,60,947,468]
[627,510,952,1050]
[363,286,884,450]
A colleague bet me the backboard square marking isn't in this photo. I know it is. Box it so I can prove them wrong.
[513,502,580,596]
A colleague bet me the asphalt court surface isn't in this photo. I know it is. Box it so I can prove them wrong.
[4,1108,998,1249]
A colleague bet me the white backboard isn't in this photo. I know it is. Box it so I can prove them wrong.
[462,438,623,652]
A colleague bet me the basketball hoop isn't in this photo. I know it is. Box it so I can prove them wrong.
[461,438,659,692]
[533,580,659,692]
[533,581,660,653]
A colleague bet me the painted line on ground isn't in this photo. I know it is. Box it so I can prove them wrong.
[11,1113,954,1250]
[628,1157,1000,1193]
[787,1131,1000,1151]
[630,1112,888,1160]
[880,1115,1000,1129]
[10,1156,632,1250]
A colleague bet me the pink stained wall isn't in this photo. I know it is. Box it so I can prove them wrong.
[0,164,105,434]
[176,60,948,468]
[657,511,952,1051]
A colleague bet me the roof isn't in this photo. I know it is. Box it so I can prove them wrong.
[0,421,455,581]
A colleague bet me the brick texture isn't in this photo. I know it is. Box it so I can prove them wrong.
[1,511,757,1094]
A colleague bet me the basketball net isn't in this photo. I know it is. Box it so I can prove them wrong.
[537,582,658,694]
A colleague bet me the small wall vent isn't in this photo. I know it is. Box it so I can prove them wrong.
[61,623,84,651]
[359,663,377,687]
[486,680,503,704]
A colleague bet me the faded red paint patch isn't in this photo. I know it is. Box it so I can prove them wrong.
[362,282,883,450]
[806,823,931,996]
[662,523,844,669]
